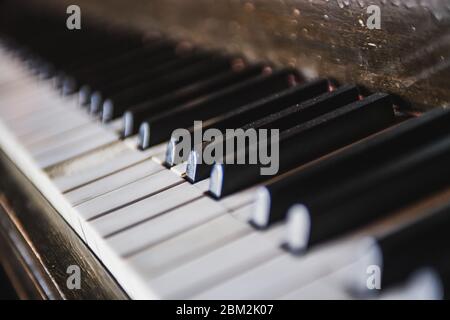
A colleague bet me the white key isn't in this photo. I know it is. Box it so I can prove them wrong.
[146,227,284,299]
[171,162,187,176]
[8,105,71,135]
[89,182,203,238]
[75,169,183,220]
[20,114,94,147]
[34,127,118,168]
[105,118,123,133]
[52,143,161,192]
[65,160,164,205]
[193,239,359,300]
[279,278,351,299]
[218,188,256,211]
[152,151,167,165]
[127,209,253,280]
[104,197,226,257]
[14,107,80,137]
[29,123,107,156]
[230,203,253,222]
[193,179,210,193]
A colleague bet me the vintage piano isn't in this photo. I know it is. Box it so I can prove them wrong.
[0,0,449,299]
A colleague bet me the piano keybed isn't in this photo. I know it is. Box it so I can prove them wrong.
[0,9,449,300]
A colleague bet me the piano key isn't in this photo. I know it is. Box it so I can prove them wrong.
[426,257,450,300]
[78,44,179,105]
[7,104,74,135]
[347,202,450,295]
[184,84,359,182]
[284,135,450,253]
[103,196,227,257]
[65,159,164,205]
[215,188,257,212]
[89,182,204,238]
[126,205,254,280]
[51,142,163,192]
[75,169,183,221]
[34,128,118,169]
[0,86,62,121]
[254,107,450,229]
[19,114,95,147]
[280,277,352,300]
[89,51,210,114]
[170,162,188,176]
[144,226,285,299]
[210,93,395,198]
[28,123,109,156]
[60,43,151,94]
[167,79,329,167]
[122,63,264,137]
[138,69,298,148]
[72,41,175,92]
[101,56,234,121]
[193,238,358,300]
[379,269,444,300]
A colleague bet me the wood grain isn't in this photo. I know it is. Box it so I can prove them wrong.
[0,151,127,300]
[26,0,450,110]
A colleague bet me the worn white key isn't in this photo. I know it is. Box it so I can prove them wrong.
[230,203,253,222]
[0,90,58,120]
[75,169,183,221]
[52,143,161,192]
[34,127,118,168]
[171,162,187,176]
[90,182,204,238]
[106,118,123,133]
[152,151,167,165]
[29,123,107,156]
[105,197,226,257]
[7,105,70,135]
[279,277,351,299]
[126,205,254,280]
[20,115,94,147]
[65,160,164,205]
[193,179,210,193]
[218,188,256,211]
[147,227,285,299]
[193,239,359,300]
[15,107,81,138]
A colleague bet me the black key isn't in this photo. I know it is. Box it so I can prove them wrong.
[183,84,358,182]
[101,55,233,121]
[284,134,450,253]
[78,42,177,105]
[254,107,450,229]
[427,251,450,299]
[375,203,450,290]
[210,93,395,199]
[138,69,299,149]
[72,40,172,82]
[89,52,210,114]
[169,79,329,165]
[59,39,148,93]
[123,63,264,137]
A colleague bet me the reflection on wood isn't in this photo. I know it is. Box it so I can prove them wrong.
[0,151,127,300]
[27,0,450,110]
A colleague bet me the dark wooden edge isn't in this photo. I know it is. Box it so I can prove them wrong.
[0,150,128,300]
[22,0,450,111]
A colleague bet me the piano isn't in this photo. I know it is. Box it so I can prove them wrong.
[0,0,449,300]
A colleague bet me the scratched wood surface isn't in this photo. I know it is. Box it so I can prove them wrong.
[0,151,127,299]
[17,0,450,110]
